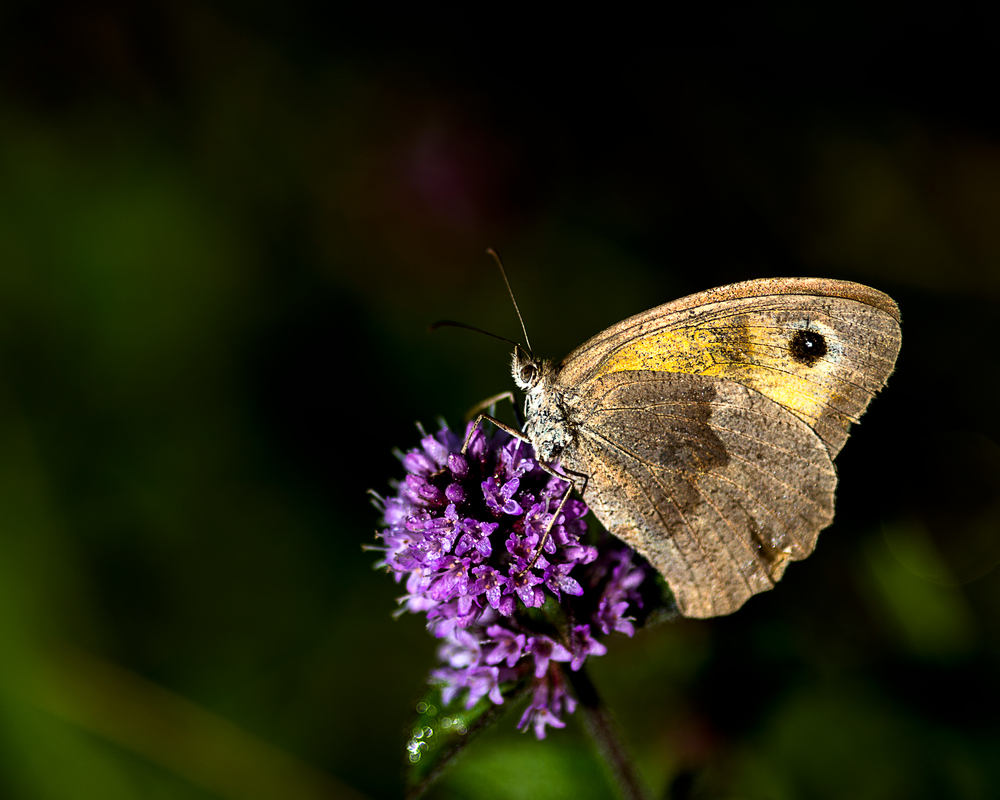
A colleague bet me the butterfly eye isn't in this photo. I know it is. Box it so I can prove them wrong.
[519,363,538,384]
[788,329,828,366]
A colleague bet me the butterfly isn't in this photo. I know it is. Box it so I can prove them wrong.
[482,276,900,618]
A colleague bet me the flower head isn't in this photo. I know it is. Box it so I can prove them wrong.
[372,421,653,737]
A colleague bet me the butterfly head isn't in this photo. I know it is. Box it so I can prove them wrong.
[511,344,544,392]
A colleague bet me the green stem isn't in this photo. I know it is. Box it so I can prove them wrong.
[564,665,654,800]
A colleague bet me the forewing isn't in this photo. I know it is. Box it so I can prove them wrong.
[562,371,837,618]
[556,278,901,457]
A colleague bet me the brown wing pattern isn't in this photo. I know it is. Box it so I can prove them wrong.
[561,370,837,617]
[557,280,901,457]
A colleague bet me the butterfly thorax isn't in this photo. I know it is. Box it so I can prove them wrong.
[512,348,574,463]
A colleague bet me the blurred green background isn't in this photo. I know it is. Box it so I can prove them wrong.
[1,4,999,799]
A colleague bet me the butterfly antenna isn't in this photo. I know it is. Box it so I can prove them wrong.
[427,319,519,348]
[487,248,532,353]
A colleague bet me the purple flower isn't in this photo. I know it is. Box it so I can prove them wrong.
[517,669,578,739]
[592,550,647,638]
[372,422,654,738]
[568,624,607,670]
[485,624,526,667]
[525,634,573,678]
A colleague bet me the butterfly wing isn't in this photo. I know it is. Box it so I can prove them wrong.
[553,278,900,617]
[557,278,901,457]
[560,371,837,617]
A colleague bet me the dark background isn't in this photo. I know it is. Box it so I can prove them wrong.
[1,3,999,798]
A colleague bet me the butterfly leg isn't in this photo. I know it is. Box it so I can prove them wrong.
[459,412,530,456]
[458,391,527,458]
[463,390,523,427]
[427,393,528,481]
[458,401,591,576]
[521,464,589,573]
